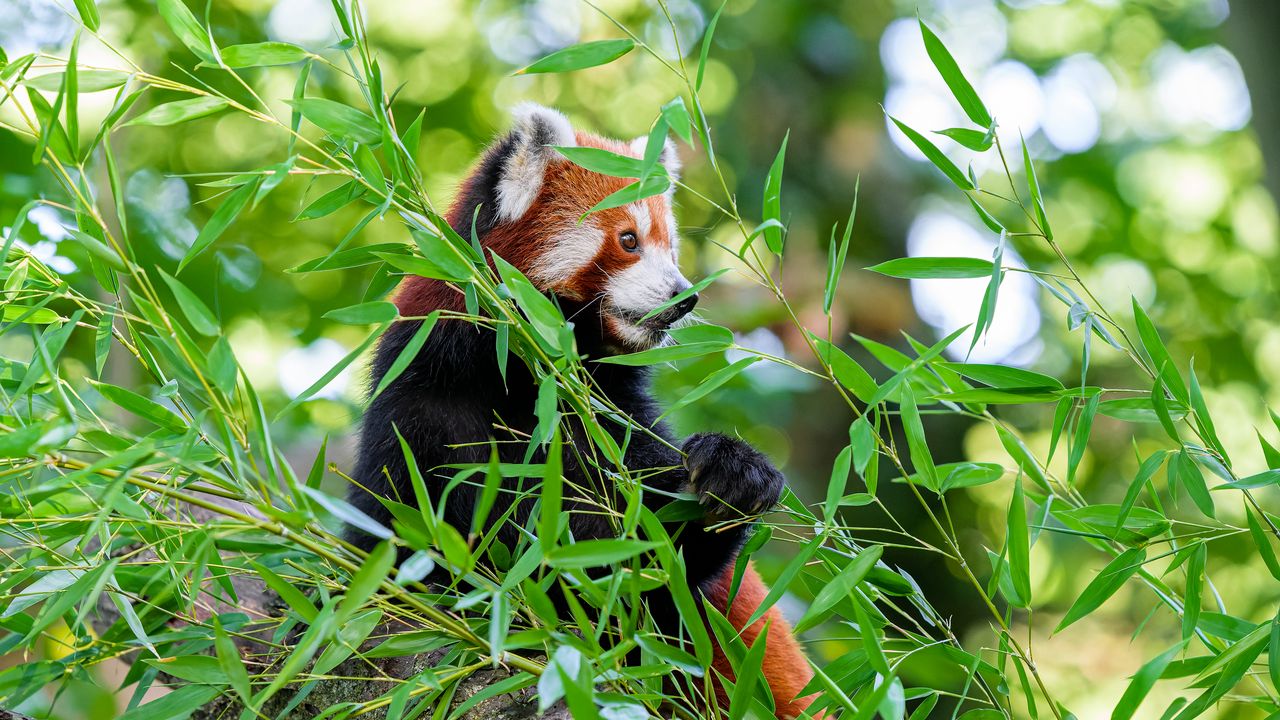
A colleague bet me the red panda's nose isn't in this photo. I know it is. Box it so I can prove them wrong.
[673,290,699,318]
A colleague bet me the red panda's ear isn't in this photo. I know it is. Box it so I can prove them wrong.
[629,134,681,181]
[492,103,575,223]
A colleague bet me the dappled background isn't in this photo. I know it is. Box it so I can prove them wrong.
[3,0,1279,716]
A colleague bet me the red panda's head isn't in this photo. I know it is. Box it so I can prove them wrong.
[444,104,695,352]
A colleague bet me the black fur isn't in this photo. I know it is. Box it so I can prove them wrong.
[452,133,517,237]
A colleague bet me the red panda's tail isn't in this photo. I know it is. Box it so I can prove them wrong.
[705,562,820,719]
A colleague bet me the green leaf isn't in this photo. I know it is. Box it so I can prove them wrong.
[1187,362,1226,461]
[125,96,227,126]
[218,41,309,68]
[899,384,938,491]
[1006,477,1031,608]
[410,228,478,281]
[696,2,725,91]
[935,461,1004,492]
[1056,505,1170,546]
[919,18,992,128]
[143,656,226,684]
[250,562,317,622]
[1132,298,1188,406]
[727,618,771,720]
[641,269,730,323]
[275,322,390,418]
[970,235,1003,352]
[812,336,878,403]
[1270,609,1280,692]
[471,444,503,539]
[1246,508,1280,581]
[372,312,439,400]
[540,427,564,549]
[119,684,220,720]
[823,445,852,523]
[337,541,395,622]
[323,300,398,325]
[552,145,648,178]
[636,634,703,676]
[742,532,824,629]
[935,127,993,151]
[1182,542,1205,641]
[2,305,62,324]
[26,69,127,92]
[1215,469,1280,490]
[71,0,100,31]
[157,268,219,336]
[594,341,727,367]
[660,356,760,420]
[157,0,215,62]
[888,116,973,190]
[213,617,251,703]
[284,98,381,145]
[1171,450,1215,518]
[867,256,993,279]
[1022,138,1052,240]
[968,196,1005,232]
[761,131,789,255]
[1111,641,1186,720]
[939,362,1063,390]
[491,253,565,350]
[89,379,186,432]
[546,539,656,568]
[661,97,693,144]
[583,175,670,216]
[517,39,634,74]
[824,179,859,313]
[179,176,261,272]
[1056,548,1146,632]
[997,426,1050,493]
[793,545,884,634]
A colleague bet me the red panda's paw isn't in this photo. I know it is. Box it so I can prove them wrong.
[682,433,785,519]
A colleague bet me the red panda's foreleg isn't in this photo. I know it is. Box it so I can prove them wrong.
[704,561,819,719]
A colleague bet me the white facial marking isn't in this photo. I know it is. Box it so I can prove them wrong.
[495,103,576,222]
[628,202,652,237]
[607,250,683,315]
[532,221,606,298]
[607,314,656,349]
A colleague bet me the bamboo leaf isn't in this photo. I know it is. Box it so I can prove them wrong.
[157,268,219,336]
[546,539,656,569]
[1056,548,1146,632]
[919,18,992,128]
[582,175,670,216]
[866,256,993,280]
[1006,477,1031,608]
[179,176,261,272]
[793,544,883,634]
[219,41,309,68]
[125,96,228,127]
[285,98,381,145]
[1111,641,1186,720]
[761,132,789,255]
[157,0,215,62]
[323,300,398,325]
[888,116,973,190]
[517,39,634,74]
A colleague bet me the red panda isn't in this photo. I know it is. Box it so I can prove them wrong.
[349,104,817,718]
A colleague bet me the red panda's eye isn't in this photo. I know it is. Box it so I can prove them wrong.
[619,231,639,252]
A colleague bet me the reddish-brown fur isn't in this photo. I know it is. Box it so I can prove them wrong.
[707,564,819,718]
[392,125,818,719]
